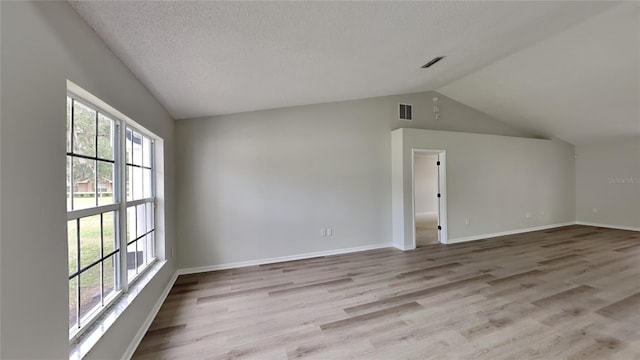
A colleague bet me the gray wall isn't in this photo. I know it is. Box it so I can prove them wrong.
[392,128,576,249]
[176,91,534,269]
[576,137,640,229]
[0,2,176,359]
[414,154,439,214]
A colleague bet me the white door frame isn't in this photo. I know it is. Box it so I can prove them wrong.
[411,148,448,247]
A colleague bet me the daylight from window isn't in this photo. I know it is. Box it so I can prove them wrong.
[66,95,156,338]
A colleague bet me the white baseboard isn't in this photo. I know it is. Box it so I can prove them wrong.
[446,222,576,244]
[177,243,393,275]
[121,271,178,360]
[394,243,415,251]
[575,221,640,232]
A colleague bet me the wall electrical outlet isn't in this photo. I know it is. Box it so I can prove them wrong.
[320,229,326,237]
[327,228,332,236]
[465,218,470,226]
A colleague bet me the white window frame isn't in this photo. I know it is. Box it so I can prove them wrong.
[66,89,160,342]
[122,125,157,285]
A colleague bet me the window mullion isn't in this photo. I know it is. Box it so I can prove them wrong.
[151,141,156,260]
[95,111,99,207]
[75,219,81,329]
[118,123,129,292]
[67,203,120,221]
[70,100,75,211]
[141,138,144,198]
[100,213,104,306]
[135,233,138,273]
[151,141,156,200]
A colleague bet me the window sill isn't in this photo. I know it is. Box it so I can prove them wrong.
[70,260,167,360]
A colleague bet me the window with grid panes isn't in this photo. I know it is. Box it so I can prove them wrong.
[124,127,156,283]
[66,93,157,339]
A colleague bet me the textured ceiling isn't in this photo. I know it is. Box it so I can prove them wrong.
[69,1,613,120]
[439,3,640,145]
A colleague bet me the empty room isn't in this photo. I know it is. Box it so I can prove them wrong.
[1,1,640,359]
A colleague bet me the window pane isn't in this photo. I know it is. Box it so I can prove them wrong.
[79,265,101,321]
[68,220,78,276]
[147,231,155,262]
[126,165,132,201]
[132,131,143,166]
[66,156,72,210]
[137,236,148,270]
[73,101,97,157]
[67,97,72,153]
[136,204,146,237]
[103,254,117,301]
[97,161,114,206]
[72,158,96,209]
[133,167,143,200]
[125,128,133,164]
[69,277,78,330]
[127,242,138,282]
[79,215,101,269]
[146,202,154,231]
[102,211,117,255]
[143,168,152,198]
[143,136,152,167]
[97,114,114,161]
[127,206,136,243]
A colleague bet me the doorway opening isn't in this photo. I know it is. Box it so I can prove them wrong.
[412,149,447,247]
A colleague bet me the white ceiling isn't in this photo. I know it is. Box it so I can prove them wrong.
[69,1,614,122]
[439,3,640,145]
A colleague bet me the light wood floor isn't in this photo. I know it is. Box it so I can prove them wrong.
[134,225,640,359]
[416,213,439,246]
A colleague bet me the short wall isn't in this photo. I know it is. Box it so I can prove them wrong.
[392,128,575,249]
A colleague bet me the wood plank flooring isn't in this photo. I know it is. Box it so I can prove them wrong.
[133,225,640,359]
[415,213,439,246]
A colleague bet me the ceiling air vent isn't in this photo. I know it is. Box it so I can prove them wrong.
[399,104,412,121]
[421,56,445,69]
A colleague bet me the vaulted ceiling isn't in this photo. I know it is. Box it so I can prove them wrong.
[69,1,637,145]
[439,3,640,145]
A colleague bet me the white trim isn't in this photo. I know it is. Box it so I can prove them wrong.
[411,148,447,248]
[67,80,156,140]
[121,271,178,360]
[67,203,120,221]
[177,243,393,275]
[447,222,576,244]
[575,221,640,232]
[126,197,155,208]
[118,116,128,293]
[393,243,413,251]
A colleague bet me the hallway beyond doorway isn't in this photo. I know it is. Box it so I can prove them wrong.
[415,212,438,246]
